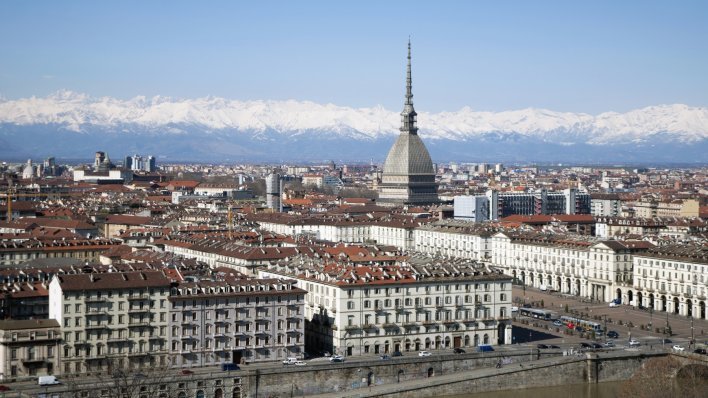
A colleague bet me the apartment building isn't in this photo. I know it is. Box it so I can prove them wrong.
[492,231,652,302]
[413,221,495,261]
[0,319,61,381]
[0,238,121,266]
[630,244,707,320]
[48,270,172,375]
[259,257,513,357]
[168,279,306,367]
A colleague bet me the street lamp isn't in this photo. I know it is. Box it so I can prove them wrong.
[690,316,695,349]
[649,307,653,334]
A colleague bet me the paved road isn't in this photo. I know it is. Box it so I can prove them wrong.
[513,285,708,346]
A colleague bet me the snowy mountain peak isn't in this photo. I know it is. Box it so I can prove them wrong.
[0,92,707,161]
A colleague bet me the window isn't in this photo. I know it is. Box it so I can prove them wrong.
[347,301,355,310]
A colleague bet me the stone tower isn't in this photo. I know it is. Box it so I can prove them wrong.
[378,40,438,206]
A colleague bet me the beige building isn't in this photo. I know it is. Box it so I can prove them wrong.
[48,270,172,375]
[169,279,306,366]
[0,319,61,381]
[260,257,513,357]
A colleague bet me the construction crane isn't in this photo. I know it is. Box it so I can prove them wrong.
[0,190,59,222]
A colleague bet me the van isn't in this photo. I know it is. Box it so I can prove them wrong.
[477,345,494,352]
[38,375,60,386]
[282,357,298,365]
[221,363,239,371]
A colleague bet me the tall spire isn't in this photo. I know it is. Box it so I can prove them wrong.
[406,38,413,105]
[401,38,418,135]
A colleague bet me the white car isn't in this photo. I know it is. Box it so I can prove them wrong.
[294,361,307,366]
[609,302,619,307]
[329,355,345,363]
[629,339,641,347]
[672,345,685,352]
[418,351,432,357]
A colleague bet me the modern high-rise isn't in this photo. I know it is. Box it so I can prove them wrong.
[378,41,438,206]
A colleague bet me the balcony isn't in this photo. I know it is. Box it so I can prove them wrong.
[442,320,457,325]
[128,308,150,314]
[128,322,151,328]
[84,297,107,303]
[344,324,360,331]
[179,348,192,355]
[382,323,398,329]
[127,351,151,358]
[286,329,301,334]
[374,306,385,313]
[85,324,108,330]
[395,306,405,313]
[212,346,231,352]
[422,320,437,326]
[22,357,48,365]
[127,294,150,301]
[85,310,108,317]
[363,323,377,330]
[107,336,128,343]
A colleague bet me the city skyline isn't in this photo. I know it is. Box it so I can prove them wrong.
[1,1,708,114]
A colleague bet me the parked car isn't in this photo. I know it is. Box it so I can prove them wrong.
[418,351,432,357]
[693,348,707,355]
[0,385,11,392]
[477,345,494,352]
[553,320,563,327]
[672,345,685,352]
[537,344,549,349]
[511,306,519,312]
[607,331,619,339]
[180,369,194,375]
[661,338,673,344]
[379,354,391,360]
[591,343,603,349]
[580,342,592,349]
[453,348,465,354]
[392,351,404,357]
[294,361,307,366]
[329,355,345,363]
[603,341,616,347]
[609,302,619,307]
[629,339,641,347]
[549,345,561,349]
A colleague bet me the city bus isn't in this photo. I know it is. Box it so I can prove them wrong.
[519,308,555,321]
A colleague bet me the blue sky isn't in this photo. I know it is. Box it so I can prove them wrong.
[1,0,707,113]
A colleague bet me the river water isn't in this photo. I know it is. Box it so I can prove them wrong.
[443,381,623,398]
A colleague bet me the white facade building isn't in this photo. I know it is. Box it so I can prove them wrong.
[628,244,707,320]
[491,231,652,303]
[260,258,512,357]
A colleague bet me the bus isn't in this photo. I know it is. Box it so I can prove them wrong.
[560,315,602,333]
[519,308,555,321]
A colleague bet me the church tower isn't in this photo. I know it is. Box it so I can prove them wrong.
[378,40,438,206]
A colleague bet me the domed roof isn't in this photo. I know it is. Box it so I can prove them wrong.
[382,132,435,176]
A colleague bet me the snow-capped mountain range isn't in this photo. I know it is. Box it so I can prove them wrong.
[1,90,707,163]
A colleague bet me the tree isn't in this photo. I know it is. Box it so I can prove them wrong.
[619,356,708,398]
[62,358,181,398]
